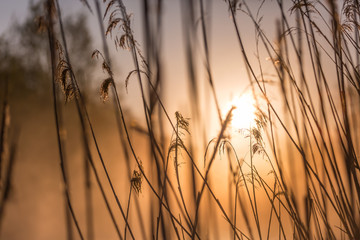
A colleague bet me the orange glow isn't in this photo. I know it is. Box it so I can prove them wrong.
[224,93,257,130]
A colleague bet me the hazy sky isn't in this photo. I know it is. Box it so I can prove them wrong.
[0,0,287,132]
[1,1,27,34]
[1,2,353,239]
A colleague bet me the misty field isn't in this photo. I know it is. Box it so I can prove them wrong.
[0,0,359,239]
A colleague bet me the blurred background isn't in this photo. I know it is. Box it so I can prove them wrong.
[0,0,359,239]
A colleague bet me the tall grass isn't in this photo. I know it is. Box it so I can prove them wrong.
[2,0,359,239]
[0,79,17,230]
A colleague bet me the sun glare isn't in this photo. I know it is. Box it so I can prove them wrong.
[224,93,257,130]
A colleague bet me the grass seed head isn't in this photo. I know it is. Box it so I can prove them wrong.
[100,77,113,102]
[131,161,143,195]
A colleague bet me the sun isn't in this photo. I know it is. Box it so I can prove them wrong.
[224,93,257,130]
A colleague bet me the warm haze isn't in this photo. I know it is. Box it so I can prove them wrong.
[0,0,359,239]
